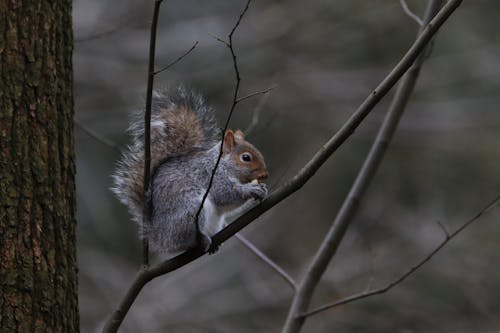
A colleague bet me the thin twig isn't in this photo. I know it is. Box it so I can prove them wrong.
[300,195,500,318]
[75,21,134,43]
[235,85,277,104]
[153,41,199,76]
[101,2,461,331]
[208,33,229,47]
[244,88,272,135]
[74,119,120,153]
[364,276,375,293]
[435,220,450,238]
[268,153,296,192]
[229,0,251,41]
[236,233,297,290]
[282,1,445,332]
[144,0,165,276]
[194,0,252,245]
[400,0,424,26]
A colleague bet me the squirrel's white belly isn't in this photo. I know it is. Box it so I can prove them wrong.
[199,196,225,237]
[199,196,257,237]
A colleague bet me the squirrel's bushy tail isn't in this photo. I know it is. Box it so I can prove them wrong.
[111,87,220,222]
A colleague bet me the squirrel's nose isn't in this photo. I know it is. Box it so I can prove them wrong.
[258,171,268,180]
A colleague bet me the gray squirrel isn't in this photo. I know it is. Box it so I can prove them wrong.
[112,88,269,253]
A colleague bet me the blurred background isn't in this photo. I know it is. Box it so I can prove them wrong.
[73,0,500,332]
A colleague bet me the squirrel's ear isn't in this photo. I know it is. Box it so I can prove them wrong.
[223,130,235,154]
[234,129,245,140]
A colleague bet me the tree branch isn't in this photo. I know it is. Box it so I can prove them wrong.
[435,219,450,238]
[235,85,277,104]
[281,1,446,332]
[300,194,500,318]
[74,20,140,43]
[74,119,120,153]
[194,0,252,245]
[244,88,272,136]
[101,1,461,331]
[400,0,424,26]
[236,233,297,291]
[153,41,199,76]
[142,0,164,267]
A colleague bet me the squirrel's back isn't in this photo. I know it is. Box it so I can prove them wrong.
[111,88,220,222]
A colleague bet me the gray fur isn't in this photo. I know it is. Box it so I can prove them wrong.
[111,87,267,253]
[128,88,219,146]
[148,143,267,253]
[111,87,219,223]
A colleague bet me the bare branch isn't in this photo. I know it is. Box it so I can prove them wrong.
[153,41,199,76]
[236,233,297,290]
[229,0,251,41]
[300,195,500,319]
[400,0,424,26]
[208,32,230,47]
[101,2,461,331]
[235,85,277,104]
[282,1,446,332]
[364,276,375,293]
[435,220,450,238]
[75,22,133,43]
[141,0,165,268]
[194,0,252,247]
[268,153,296,191]
[244,89,272,135]
[74,119,120,153]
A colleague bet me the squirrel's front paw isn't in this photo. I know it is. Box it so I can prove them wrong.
[197,233,220,255]
[197,233,212,253]
[246,182,268,201]
[208,242,220,254]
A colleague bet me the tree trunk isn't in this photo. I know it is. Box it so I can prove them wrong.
[0,1,79,332]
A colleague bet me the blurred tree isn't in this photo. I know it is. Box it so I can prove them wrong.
[0,1,79,332]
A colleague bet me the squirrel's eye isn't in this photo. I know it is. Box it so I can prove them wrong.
[240,153,252,162]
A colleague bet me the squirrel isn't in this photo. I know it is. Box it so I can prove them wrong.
[111,88,269,253]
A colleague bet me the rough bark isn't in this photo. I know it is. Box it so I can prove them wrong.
[0,1,79,332]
